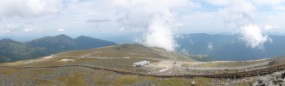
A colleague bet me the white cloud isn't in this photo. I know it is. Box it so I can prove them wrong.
[264,24,275,31]
[0,0,285,43]
[204,0,285,7]
[208,42,213,50]
[251,0,285,12]
[218,0,256,26]
[120,27,125,31]
[201,0,283,49]
[57,28,65,32]
[144,17,177,51]
[0,0,62,18]
[0,24,46,33]
[273,5,285,11]
[0,24,18,33]
[37,29,44,32]
[252,0,284,6]
[112,0,196,51]
[204,0,230,6]
[23,28,33,32]
[202,0,285,26]
[240,24,271,49]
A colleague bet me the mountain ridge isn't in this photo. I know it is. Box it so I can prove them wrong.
[0,34,117,63]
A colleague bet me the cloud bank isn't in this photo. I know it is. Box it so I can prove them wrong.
[0,0,285,50]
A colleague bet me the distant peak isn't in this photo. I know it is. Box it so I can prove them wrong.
[54,34,72,39]
[75,35,103,41]
[56,34,69,37]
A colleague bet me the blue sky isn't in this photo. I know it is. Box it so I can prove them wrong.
[0,0,285,42]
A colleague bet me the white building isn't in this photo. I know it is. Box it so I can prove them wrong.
[133,60,150,67]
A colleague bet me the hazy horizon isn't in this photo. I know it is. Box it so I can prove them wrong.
[2,32,285,43]
[1,0,285,51]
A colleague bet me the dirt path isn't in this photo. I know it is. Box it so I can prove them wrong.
[1,63,284,79]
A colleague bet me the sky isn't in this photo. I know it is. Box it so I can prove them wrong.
[0,0,285,51]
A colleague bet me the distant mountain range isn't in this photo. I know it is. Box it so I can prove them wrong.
[0,34,116,62]
[176,33,285,61]
[2,33,285,62]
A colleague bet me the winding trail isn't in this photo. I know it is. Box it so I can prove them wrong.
[0,63,285,79]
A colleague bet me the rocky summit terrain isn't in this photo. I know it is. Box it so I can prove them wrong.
[0,44,285,86]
